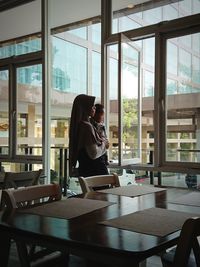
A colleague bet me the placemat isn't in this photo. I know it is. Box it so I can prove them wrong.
[99,184,166,197]
[20,198,114,219]
[100,207,200,237]
[169,192,200,207]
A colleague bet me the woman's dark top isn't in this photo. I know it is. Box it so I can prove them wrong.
[78,148,109,177]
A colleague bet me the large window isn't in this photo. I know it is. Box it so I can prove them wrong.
[112,0,200,34]
[166,32,200,164]
[104,1,200,188]
[0,35,41,59]
[52,36,87,94]
[0,1,42,172]
[49,0,101,180]
[16,63,42,156]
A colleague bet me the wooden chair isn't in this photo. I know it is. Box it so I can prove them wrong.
[2,184,68,267]
[78,173,120,194]
[2,183,62,210]
[161,217,200,267]
[2,169,43,189]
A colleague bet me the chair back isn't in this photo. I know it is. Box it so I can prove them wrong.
[3,169,42,189]
[1,183,62,210]
[1,183,67,267]
[161,217,200,267]
[173,217,200,267]
[79,173,120,193]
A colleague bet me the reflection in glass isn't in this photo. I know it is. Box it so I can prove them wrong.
[52,36,87,94]
[119,36,141,164]
[67,27,87,39]
[91,23,101,45]
[143,38,155,66]
[122,58,139,161]
[92,51,101,98]
[0,70,9,155]
[112,0,199,34]
[143,7,162,24]
[166,33,200,163]
[144,70,154,97]
[179,48,192,80]
[167,42,178,75]
[192,56,200,85]
[0,35,41,59]
[108,45,118,163]
[16,64,42,156]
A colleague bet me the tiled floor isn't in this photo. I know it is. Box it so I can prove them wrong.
[9,242,163,267]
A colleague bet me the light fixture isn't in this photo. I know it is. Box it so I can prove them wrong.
[127,3,135,9]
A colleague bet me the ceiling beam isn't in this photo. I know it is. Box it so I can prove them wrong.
[0,0,34,12]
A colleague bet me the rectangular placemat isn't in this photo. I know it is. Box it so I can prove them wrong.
[99,184,166,197]
[100,207,200,237]
[20,198,114,219]
[169,192,200,207]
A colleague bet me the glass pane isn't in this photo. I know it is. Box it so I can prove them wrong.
[0,162,43,174]
[0,35,41,59]
[141,38,155,166]
[166,32,200,163]
[91,22,101,45]
[52,36,87,94]
[107,37,155,166]
[49,0,101,181]
[143,38,155,66]
[112,0,200,34]
[0,0,41,59]
[0,69,9,155]
[107,45,119,164]
[167,42,178,75]
[16,64,42,156]
[158,172,196,189]
[92,51,101,98]
[121,37,140,164]
[67,27,87,39]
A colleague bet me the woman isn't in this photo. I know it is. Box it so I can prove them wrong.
[69,94,109,177]
[90,103,109,166]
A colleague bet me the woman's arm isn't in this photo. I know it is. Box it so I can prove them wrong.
[81,121,108,159]
[86,142,107,159]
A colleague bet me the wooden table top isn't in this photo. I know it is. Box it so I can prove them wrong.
[0,187,199,266]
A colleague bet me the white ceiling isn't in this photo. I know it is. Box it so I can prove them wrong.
[0,0,41,41]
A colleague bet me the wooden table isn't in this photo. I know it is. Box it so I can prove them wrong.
[0,188,199,267]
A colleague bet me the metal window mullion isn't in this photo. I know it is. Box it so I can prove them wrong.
[154,32,166,167]
[10,64,17,159]
[138,51,142,160]
[118,34,122,166]
[87,25,92,95]
[101,0,112,105]
[101,0,112,162]
[42,0,51,183]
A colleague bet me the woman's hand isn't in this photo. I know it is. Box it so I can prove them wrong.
[105,139,109,149]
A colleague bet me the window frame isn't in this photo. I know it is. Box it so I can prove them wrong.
[0,51,43,164]
[103,0,200,173]
[159,26,200,170]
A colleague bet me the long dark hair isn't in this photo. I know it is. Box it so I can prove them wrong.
[69,94,95,176]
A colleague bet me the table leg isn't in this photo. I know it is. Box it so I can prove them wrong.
[0,232,11,267]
